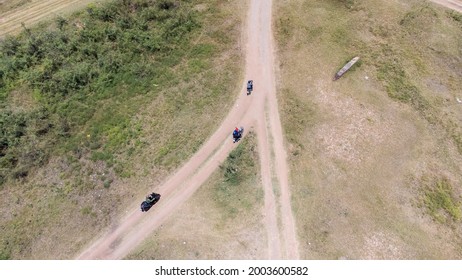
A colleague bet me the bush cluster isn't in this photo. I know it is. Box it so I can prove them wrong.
[0,0,199,185]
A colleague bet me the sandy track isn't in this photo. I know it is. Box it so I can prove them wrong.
[430,0,462,13]
[250,0,299,259]
[76,0,299,260]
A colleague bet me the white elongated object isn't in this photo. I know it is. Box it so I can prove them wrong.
[333,56,360,81]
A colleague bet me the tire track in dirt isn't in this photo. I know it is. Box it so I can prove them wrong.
[248,0,281,259]
[77,0,299,260]
[253,0,299,259]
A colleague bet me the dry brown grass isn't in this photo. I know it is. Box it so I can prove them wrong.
[275,0,462,259]
[0,0,106,37]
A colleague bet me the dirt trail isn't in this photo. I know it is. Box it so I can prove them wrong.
[251,0,299,259]
[0,0,459,262]
[430,0,462,13]
[77,0,299,260]
[76,0,456,260]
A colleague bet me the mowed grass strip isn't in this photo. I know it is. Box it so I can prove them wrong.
[0,0,243,259]
[0,0,104,37]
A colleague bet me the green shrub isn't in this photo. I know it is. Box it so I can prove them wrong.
[0,0,201,184]
[377,59,429,113]
[214,133,260,219]
[448,10,462,23]
[0,247,11,260]
[422,178,462,223]
[220,133,256,186]
[103,179,112,188]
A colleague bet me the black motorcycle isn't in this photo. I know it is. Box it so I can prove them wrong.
[141,192,161,212]
[247,80,253,95]
[232,127,244,143]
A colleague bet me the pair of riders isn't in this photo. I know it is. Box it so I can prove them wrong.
[233,127,241,139]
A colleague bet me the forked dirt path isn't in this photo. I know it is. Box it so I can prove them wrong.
[77,0,299,260]
[0,0,458,262]
[75,0,460,260]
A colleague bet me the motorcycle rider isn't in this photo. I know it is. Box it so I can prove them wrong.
[146,193,154,203]
[233,127,240,139]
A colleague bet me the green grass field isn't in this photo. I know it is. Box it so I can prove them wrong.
[0,0,244,259]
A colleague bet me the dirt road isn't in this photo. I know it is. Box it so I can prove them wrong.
[5,0,458,261]
[1,0,460,38]
[430,0,462,13]
[77,0,299,260]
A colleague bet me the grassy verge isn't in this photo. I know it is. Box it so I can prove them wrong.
[0,0,244,259]
[126,132,265,259]
[275,0,462,259]
[214,132,263,221]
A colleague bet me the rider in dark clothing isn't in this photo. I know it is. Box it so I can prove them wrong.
[146,194,155,203]
[233,127,239,138]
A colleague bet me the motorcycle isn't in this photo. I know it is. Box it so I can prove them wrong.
[140,192,161,212]
[232,127,244,143]
[246,80,253,95]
